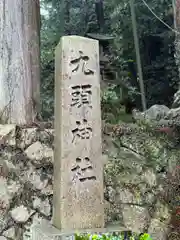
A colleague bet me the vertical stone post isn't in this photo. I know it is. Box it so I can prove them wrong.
[53,36,104,230]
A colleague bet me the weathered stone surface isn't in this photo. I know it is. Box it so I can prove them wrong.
[143,105,170,120]
[0,117,178,239]
[0,177,21,221]
[10,205,35,223]
[20,163,52,194]
[0,236,8,240]
[38,129,54,144]
[141,169,157,187]
[133,105,170,122]
[3,227,16,239]
[31,220,130,240]
[116,187,142,205]
[0,124,16,146]
[122,205,150,233]
[33,197,51,216]
[25,141,53,165]
[172,89,180,108]
[23,213,44,240]
[166,106,180,119]
[17,128,37,149]
[53,36,104,230]
[148,219,170,240]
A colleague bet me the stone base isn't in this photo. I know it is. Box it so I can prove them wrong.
[32,220,128,240]
[32,221,74,240]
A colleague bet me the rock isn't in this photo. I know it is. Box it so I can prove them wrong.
[25,141,53,165]
[0,160,9,178]
[166,107,180,120]
[3,227,15,239]
[20,163,52,195]
[152,201,171,221]
[102,134,119,157]
[2,159,16,172]
[33,197,51,216]
[168,232,180,240]
[17,128,37,150]
[143,105,170,121]
[116,187,142,205]
[23,213,44,240]
[119,147,145,167]
[38,129,54,144]
[105,147,144,176]
[148,219,169,240]
[141,169,157,187]
[7,179,21,196]
[147,201,171,239]
[10,205,34,223]
[118,172,143,185]
[122,205,150,233]
[0,124,16,146]
[106,186,116,203]
[172,89,180,108]
[145,192,155,205]
[0,177,21,217]
[0,123,178,238]
[0,237,7,240]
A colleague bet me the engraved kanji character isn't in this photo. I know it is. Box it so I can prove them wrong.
[71,157,96,182]
[72,119,92,143]
[71,84,92,108]
[70,51,94,75]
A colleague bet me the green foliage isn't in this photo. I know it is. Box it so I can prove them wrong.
[139,233,152,240]
[74,232,152,240]
[109,0,178,109]
[101,86,133,124]
[40,0,179,120]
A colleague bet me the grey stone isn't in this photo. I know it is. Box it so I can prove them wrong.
[3,227,15,239]
[0,124,16,146]
[116,187,142,205]
[32,220,128,240]
[145,192,155,205]
[148,219,170,240]
[10,205,35,223]
[23,213,44,240]
[106,186,116,203]
[0,177,21,219]
[38,129,54,143]
[122,205,150,233]
[20,163,53,195]
[172,89,180,108]
[33,197,51,216]
[147,201,171,239]
[143,105,170,121]
[25,141,53,164]
[152,201,171,220]
[17,128,37,149]
[141,169,157,187]
[166,106,180,119]
[53,36,104,229]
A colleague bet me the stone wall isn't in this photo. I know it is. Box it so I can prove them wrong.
[0,123,179,239]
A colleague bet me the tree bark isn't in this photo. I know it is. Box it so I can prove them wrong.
[173,0,180,108]
[0,0,41,124]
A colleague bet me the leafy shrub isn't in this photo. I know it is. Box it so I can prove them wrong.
[74,232,152,240]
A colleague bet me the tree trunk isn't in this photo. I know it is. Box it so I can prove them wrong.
[173,0,180,108]
[0,0,41,124]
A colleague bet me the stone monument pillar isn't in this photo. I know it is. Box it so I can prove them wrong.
[53,36,104,230]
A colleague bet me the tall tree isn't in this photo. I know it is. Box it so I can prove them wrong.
[173,0,180,107]
[0,0,41,124]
